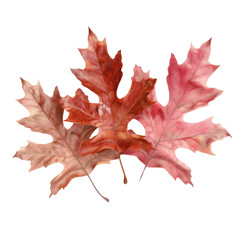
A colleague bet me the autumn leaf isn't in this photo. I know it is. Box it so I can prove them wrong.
[128,39,230,184]
[14,79,118,201]
[14,29,230,201]
[60,28,156,183]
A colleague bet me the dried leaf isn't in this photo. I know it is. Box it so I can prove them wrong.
[14,30,230,201]
[129,40,230,183]
[60,29,156,182]
[14,79,118,201]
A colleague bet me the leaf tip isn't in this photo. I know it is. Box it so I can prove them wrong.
[206,37,212,46]
[53,86,60,97]
[88,26,93,35]
[78,48,84,57]
[12,152,17,159]
[20,77,26,87]
[204,147,215,155]
[70,68,77,75]
[201,38,212,51]
[170,53,177,63]
[88,27,98,42]
[28,167,34,172]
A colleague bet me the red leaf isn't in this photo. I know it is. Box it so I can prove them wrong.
[14,79,118,201]
[128,39,230,184]
[15,29,230,201]
[60,29,156,182]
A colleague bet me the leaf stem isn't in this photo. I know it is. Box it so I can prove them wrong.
[67,147,109,202]
[82,165,109,202]
[119,155,128,184]
[113,128,128,184]
[139,149,155,181]
[61,138,110,202]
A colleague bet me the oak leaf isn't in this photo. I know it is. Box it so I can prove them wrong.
[128,39,230,184]
[60,29,156,182]
[14,29,230,202]
[14,79,118,201]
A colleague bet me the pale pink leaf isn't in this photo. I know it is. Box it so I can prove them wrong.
[14,79,118,200]
[128,39,230,184]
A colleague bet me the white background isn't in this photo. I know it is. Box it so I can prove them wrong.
[0,0,239,239]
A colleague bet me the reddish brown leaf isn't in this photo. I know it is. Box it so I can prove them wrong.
[14,79,118,201]
[128,39,230,184]
[60,29,156,182]
[61,29,156,154]
[14,29,230,201]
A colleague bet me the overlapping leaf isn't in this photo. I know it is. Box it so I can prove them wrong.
[14,79,118,200]
[129,39,230,184]
[60,29,156,156]
[14,29,230,201]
